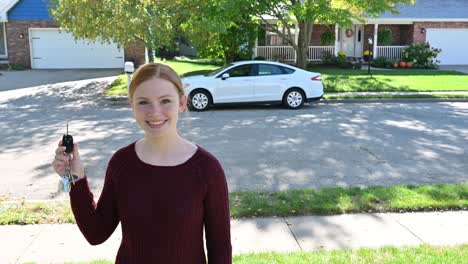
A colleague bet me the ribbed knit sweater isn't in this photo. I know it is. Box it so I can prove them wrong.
[69,142,232,263]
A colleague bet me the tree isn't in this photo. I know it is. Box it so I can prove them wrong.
[235,0,414,69]
[181,0,258,63]
[49,0,191,63]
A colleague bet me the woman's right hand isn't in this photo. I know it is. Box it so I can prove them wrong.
[52,141,85,180]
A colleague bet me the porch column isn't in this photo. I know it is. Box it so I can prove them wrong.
[334,24,339,56]
[294,23,299,63]
[373,24,378,58]
[253,37,258,59]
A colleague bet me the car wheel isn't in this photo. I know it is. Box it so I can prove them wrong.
[283,88,305,109]
[189,90,211,111]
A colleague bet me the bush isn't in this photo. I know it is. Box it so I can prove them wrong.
[378,29,393,46]
[8,64,27,71]
[335,55,349,68]
[402,42,441,69]
[320,31,335,46]
[254,56,266,60]
[321,51,336,65]
[372,56,389,68]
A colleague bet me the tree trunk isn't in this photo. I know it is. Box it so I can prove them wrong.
[295,21,314,69]
[147,47,154,63]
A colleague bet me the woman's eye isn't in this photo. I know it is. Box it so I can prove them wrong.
[161,99,171,104]
[138,101,148,105]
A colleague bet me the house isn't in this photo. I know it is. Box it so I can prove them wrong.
[254,0,468,65]
[0,0,146,69]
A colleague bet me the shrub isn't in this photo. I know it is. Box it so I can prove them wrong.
[372,56,389,68]
[335,55,349,68]
[320,31,335,46]
[378,29,393,46]
[254,56,266,60]
[8,64,27,71]
[321,51,336,65]
[402,42,441,69]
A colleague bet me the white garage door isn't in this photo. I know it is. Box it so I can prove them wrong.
[30,28,124,69]
[426,28,468,65]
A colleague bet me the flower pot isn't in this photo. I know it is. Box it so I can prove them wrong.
[393,63,398,69]
[406,62,413,68]
[400,61,407,68]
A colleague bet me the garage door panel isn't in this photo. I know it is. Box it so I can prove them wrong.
[426,28,468,65]
[30,29,124,69]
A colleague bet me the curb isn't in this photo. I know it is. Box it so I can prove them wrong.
[320,98,468,104]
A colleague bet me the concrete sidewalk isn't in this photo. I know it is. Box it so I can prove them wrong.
[1,211,467,263]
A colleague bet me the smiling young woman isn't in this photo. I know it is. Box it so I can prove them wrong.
[52,63,232,263]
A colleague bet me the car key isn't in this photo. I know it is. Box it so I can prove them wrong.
[62,122,73,154]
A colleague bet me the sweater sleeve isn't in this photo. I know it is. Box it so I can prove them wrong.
[203,157,232,264]
[69,158,119,245]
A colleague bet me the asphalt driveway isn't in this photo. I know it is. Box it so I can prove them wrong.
[0,69,122,91]
[0,77,467,200]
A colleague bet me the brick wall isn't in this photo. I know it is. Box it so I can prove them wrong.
[6,20,146,68]
[413,22,468,43]
[6,20,57,68]
[310,25,335,46]
[124,39,146,67]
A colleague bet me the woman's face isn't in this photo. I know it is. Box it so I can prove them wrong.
[131,77,187,139]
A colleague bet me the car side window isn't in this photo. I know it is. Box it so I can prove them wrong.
[280,66,295,74]
[226,65,253,77]
[258,64,284,76]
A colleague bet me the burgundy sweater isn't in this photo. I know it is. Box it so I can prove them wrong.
[70,142,232,263]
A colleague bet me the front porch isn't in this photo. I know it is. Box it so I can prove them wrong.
[254,23,413,63]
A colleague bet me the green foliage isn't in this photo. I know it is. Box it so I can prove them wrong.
[403,42,442,69]
[7,64,27,71]
[254,56,266,60]
[320,31,335,45]
[372,56,390,68]
[49,0,190,62]
[378,28,393,45]
[321,51,336,65]
[335,55,348,68]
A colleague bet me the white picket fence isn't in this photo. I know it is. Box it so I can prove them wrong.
[376,46,406,60]
[255,45,406,61]
[256,46,335,62]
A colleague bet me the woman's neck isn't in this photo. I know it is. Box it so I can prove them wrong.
[142,132,184,154]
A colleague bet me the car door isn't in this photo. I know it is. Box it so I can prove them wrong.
[214,64,255,103]
[253,64,292,101]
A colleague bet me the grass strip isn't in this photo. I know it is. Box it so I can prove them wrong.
[323,93,468,100]
[23,244,468,264]
[1,183,466,225]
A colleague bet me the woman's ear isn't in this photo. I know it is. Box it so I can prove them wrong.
[179,95,188,112]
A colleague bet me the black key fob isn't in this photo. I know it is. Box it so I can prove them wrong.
[62,134,74,154]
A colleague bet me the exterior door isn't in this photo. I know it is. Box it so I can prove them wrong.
[340,25,363,57]
[30,28,124,69]
[214,65,255,103]
[426,28,468,65]
[0,22,6,58]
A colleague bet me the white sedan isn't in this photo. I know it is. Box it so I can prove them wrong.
[181,60,323,111]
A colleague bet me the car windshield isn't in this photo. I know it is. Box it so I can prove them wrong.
[205,63,235,76]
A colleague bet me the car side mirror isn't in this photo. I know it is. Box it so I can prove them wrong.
[221,73,230,80]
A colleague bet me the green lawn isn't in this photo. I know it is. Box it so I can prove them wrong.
[105,60,468,97]
[308,66,468,93]
[1,183,466,225]
[26,245,468,264]
[105,59,219,96]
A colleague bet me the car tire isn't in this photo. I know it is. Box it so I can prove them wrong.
[283,88,305,109]
[188,90,212,111]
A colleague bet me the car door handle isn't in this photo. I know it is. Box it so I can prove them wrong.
[279,78,288,80]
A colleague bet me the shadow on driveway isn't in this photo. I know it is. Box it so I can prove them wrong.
[0,69,122,91]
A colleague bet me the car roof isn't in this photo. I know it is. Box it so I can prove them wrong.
[232,60,297,69]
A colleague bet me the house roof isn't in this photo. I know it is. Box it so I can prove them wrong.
[0,0,19,21]
[375,0,468,20]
